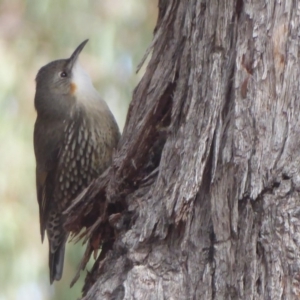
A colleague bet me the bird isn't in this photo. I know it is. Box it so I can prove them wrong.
[33,40,120,284]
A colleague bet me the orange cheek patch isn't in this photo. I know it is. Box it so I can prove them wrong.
[70,82,77,95]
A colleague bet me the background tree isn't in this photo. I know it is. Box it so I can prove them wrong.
[66,0,300,299]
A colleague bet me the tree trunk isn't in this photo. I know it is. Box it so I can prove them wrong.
[66,0,300,299]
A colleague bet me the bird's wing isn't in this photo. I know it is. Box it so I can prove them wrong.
[36,169,47,241]
[34,118,62,243]
[35,168,55,242]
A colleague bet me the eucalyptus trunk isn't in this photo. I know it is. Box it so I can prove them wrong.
[66,1,300,299]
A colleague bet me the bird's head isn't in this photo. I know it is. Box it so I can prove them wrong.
[35,40,95,117]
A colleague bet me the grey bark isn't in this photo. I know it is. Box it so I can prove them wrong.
[66,0,300,299]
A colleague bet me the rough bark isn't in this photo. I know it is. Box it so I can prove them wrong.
[66,0,300,299]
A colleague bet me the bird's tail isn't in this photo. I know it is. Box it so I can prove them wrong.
[49,236,67,284]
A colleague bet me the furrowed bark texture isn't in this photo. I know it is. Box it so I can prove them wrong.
[66,0,300,299]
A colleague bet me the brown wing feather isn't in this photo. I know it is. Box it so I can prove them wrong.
[36,169,50,242]
[34,116,62,243]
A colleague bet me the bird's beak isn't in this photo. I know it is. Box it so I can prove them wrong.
[67,39,89,70]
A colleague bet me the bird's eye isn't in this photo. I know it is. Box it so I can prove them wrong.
[60,71,67,78]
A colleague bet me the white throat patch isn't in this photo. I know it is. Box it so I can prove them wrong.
[71,62,94,96]
[70,61,109,111]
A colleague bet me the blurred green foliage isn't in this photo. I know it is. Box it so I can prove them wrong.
[0,0,157,299]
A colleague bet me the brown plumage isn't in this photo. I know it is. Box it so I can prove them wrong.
[33,40,120,283]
